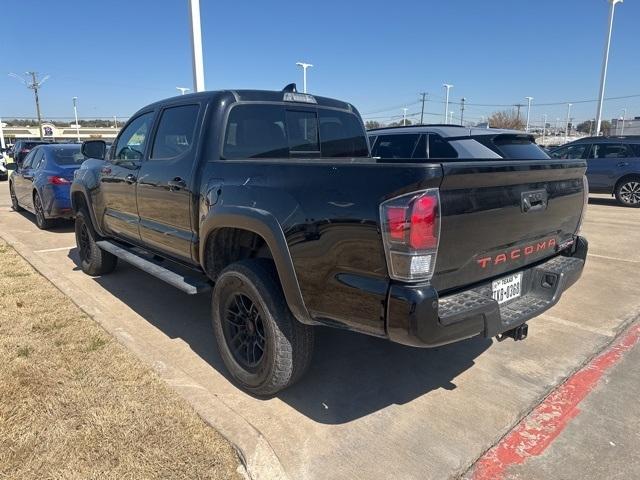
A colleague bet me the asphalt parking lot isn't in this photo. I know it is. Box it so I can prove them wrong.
[1,180,638,480]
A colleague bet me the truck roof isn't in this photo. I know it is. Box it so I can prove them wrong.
[368,124,530,139]
[136,88,355,115]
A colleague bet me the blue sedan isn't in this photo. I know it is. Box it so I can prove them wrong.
[9,144,87,229]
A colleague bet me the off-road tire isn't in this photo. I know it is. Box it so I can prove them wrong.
[75,209,118,276]
[211,259,314,396]
[615,176,640,208]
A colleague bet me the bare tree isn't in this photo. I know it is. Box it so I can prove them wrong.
[365,120,381,130]
[487,109,525,130]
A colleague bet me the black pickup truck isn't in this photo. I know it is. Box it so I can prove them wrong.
[71,85,588,395]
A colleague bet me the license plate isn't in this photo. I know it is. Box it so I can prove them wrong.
[492,272,523,305]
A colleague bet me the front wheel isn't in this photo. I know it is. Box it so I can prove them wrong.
[211,259,314,396]
[615,177,640,208]
[75,209,118,276]
[9,182,22,211]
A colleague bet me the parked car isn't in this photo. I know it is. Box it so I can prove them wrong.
[11,139,52,165]
[0,155,8,181]
[71,87,588,395]
[9,143,86,229]
[549,136,640,207]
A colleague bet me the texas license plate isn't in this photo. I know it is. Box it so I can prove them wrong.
[492,272,523,305]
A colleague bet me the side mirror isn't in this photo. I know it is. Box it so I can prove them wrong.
[81,140,107,160]
[5,162,17,171]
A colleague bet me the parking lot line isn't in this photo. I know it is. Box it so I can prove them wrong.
[33,246,76,253]
[588,253,640,264]
[468,320,640,480]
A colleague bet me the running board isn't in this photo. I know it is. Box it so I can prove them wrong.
[96,240,211,295]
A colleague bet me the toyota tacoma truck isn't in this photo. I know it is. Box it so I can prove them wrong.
[71,85,588,395]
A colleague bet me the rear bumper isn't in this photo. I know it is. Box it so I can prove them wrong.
[386,236,588,347]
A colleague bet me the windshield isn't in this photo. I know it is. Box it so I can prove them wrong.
[50,147,86,165]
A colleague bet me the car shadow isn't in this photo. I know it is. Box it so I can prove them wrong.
[588,196,620,207]
[15,210,75,232]
[67,248,491,424]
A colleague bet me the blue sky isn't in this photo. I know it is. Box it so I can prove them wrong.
[2,0,639,127]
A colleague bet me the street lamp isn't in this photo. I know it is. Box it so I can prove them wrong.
[542,113,547,144]
[72,97,80,142]
[565,103,573,143]
[595,0,623,136]
[402,108,408,126]
[525,96,534,132]
[620,108,626,135]
[295,62,313,93]
[176,87,191,95]
[443,84,453,123]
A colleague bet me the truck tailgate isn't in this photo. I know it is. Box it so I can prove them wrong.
[433,159,587,293]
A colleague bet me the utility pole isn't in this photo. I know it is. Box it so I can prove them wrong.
[514,103,524,127]
[565,103,573,143]
[460,97,466,126]
[595,0,623,136]
[443,84,453,123]
[449,110,454,124]
[113,116,118,129]
[419,92,428,124]
[72,97,80,142]
[402,108,408,126]
[188,0,205,92]
[524,96,534,132]
[620,108,626,135]
[9,72,50,140]
[542,114,547,145]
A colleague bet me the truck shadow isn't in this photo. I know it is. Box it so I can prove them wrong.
[68,248,491,424]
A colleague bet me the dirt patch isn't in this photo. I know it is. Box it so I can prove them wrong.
[0,240,242,479]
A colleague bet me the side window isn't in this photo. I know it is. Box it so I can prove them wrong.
[590,143,631,159]
[286,110,319,155]
[22,149,39,168]
[223,105,288,159]
[114,112,154,161]
[631,144,640,157]
[150,104,200,160]
[428,134,458,159]
[318,109,369,158]
[412,134,427,159]
[371,134,420,159]
[368,136,377,150]
[551,144,587,159]
[34,150,47,169]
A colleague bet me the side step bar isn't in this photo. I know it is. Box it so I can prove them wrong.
[96,240,211,295]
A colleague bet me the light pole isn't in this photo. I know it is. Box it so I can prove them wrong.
[595,0,623,136]
[402,108,408,126]
[449,110,454,124]
[188,0,205,92]
[620,108,626,135]
[525,96,534,132]
[72,97,80,142]
[295,62,313,93]
[176,87,190,95]
[565,103,573,143]
[0,118,5,151]
[555,118,560,135]
[113,116,118,129]
[542,114,547,144]
[443,84,453,123]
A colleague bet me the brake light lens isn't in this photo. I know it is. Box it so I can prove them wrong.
[380,189,441,281]
[48,176,71,185]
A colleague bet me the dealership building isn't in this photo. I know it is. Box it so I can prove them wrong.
[611,117,640,136]
[1,122,121,144]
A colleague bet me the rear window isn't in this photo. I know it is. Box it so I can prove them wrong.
[222,104,368,159]
[490,135,550,160]
[50,147,86,165]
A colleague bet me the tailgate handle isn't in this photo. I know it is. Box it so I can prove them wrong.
[521,190,548,213]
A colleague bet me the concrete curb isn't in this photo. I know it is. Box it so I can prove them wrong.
[0,227,289,480]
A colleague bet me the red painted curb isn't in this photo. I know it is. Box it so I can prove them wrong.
[470,322,640,480]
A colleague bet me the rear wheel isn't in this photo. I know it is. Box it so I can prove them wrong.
[211,259,314,396]
[9,182,22,211]
[33,192,53,230]
[615,177,640,208]
[75,209,118,276]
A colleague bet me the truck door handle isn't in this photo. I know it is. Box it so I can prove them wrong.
[125,174,137,184]
[168,177,187,191]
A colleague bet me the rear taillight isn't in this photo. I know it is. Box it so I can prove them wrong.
[576,175,589,235]
[48,176,71,185]
[380,189,441,282]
